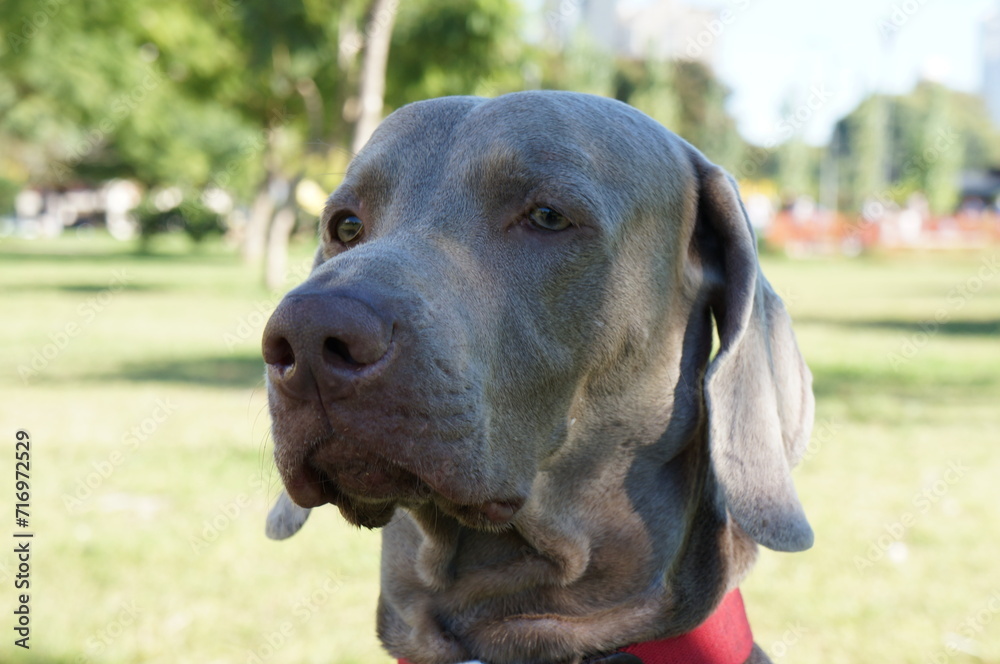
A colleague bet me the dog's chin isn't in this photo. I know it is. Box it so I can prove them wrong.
[336,495,401,529]
[279,454,526,532]
[280,453,429,508]
[280,465,409,529]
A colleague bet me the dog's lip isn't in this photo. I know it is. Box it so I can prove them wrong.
[280,447,433,510]
[329,458,430,502]
[281,449,526,526]
[283,462,338,509]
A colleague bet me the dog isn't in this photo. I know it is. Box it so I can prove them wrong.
[262,91,814,664]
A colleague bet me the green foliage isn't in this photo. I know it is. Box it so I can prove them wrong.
[0,0,262,192]
[621,59,681,132]
[0,177,19,214]
[134,195,224,249]
[386,0,525,104]
[832,81,999,214]
[558,29,616,98]
[776,139,819,200]
[851,94,890,208]
[615,58,746,174]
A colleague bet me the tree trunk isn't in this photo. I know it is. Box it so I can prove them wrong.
[242,177,275,265]
[242,125,285,265]
[351,0,398,154]
[264,176,302,291]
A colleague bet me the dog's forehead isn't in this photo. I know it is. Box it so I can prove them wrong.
[460,91,648,147]
[355,92,684,179]
[330,92,696,237]
[339,96,483,194]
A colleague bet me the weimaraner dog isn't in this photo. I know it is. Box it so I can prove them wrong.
[262,91,813,664]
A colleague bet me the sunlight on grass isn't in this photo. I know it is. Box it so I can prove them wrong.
[1,236,997,663]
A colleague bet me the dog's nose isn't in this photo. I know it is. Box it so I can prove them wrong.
[262,292,393,401]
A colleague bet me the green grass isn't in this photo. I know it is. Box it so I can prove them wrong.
[1,235,998,663]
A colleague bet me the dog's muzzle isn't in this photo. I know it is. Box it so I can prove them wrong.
[262,282,525,529]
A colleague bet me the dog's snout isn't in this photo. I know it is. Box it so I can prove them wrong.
[263,291,393,400]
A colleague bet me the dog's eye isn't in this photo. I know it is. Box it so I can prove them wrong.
[528,206,571,232]
[334,215,364,243]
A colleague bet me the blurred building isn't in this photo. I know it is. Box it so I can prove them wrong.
[618,0,717,63]
[984,3,1000,127]
[541,0,718,64]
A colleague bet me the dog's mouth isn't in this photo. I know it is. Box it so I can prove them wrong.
[281,447,525,530]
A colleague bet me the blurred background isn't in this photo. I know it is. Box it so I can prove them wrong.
[1,0,998,662]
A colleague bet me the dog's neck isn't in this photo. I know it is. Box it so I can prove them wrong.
[376,418,760,664]
[396,588,754,664]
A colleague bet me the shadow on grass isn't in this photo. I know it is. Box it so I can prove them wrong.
[799,317,1000,337]
[17,282,163,294]
[812,364,998,402]
[90,354,265,388]
[8,653,85,664]
[0,247,235,265]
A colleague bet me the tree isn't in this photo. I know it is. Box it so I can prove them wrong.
[614,58,747,175]
[853,95,889,213]
[920,83,964,215]
[352,0,399,154]
[832,81,998,214]
[627,58,681,133]
[0,0,257,191]
[210,0,344,287]
[385,0,525,105]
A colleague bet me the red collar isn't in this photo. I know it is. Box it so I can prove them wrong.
[399,589,754,664]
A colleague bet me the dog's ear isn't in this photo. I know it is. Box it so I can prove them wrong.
[693,161,814,553]
[266,490,312,540]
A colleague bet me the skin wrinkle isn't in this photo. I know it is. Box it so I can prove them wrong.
[263,91,813,664]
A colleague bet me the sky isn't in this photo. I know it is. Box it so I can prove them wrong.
[528,0,1000,146]
[690,0,999,146]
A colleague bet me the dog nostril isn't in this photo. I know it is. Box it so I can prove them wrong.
[324,336,359,366]
[264,336,296,373]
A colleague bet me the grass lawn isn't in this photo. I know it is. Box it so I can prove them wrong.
[1,233,998,664]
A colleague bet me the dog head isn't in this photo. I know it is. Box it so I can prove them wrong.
[263,91,812,554]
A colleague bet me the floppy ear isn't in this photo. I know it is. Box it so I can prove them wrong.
[694,162,814,553]
[266,490,312,540]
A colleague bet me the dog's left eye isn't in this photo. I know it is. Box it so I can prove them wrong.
[527,206,572,232]
[334,215,364,243]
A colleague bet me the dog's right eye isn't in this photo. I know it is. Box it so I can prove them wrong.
[333,215,364,244]
[527,206,572,232]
